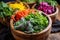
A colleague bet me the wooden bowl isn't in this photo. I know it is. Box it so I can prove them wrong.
[28,3,36,8]
[10,12,52,40]
[32,4,59,23]
[48,7,58,23]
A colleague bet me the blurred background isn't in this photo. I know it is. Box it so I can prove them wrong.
[0,0,60,40]
[0,0,60,4]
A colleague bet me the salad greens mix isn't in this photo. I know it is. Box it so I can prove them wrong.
[0,2,13,18]
[21,0,36,3]
[14,10,49,34]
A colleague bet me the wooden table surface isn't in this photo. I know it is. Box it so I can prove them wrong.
[48,5,60,40]
[48,33,60,40]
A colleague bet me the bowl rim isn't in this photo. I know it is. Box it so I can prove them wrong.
[48,7,58,16]
[10,11,52,35]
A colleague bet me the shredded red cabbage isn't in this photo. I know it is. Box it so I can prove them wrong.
[37,2,56,14]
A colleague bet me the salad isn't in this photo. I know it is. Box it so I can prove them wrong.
[12,9,49,34]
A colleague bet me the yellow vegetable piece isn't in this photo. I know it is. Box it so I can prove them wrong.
[9,2,27,11]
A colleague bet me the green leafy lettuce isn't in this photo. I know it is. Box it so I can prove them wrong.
[21,0,36,3]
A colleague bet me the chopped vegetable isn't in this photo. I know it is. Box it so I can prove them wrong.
[13,9,30,21]
[9,2,27,11]
[12,9,36,21]
[36,2,56,14]
[14,9,48,34]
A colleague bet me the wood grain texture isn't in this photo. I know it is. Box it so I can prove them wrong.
[48,33,60,40]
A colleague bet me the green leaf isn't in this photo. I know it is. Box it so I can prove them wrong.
[21,0,36,3]
[1,2,8,7]
[0,2,13,18]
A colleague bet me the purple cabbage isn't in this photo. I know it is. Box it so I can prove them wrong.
[37,2,56,14]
